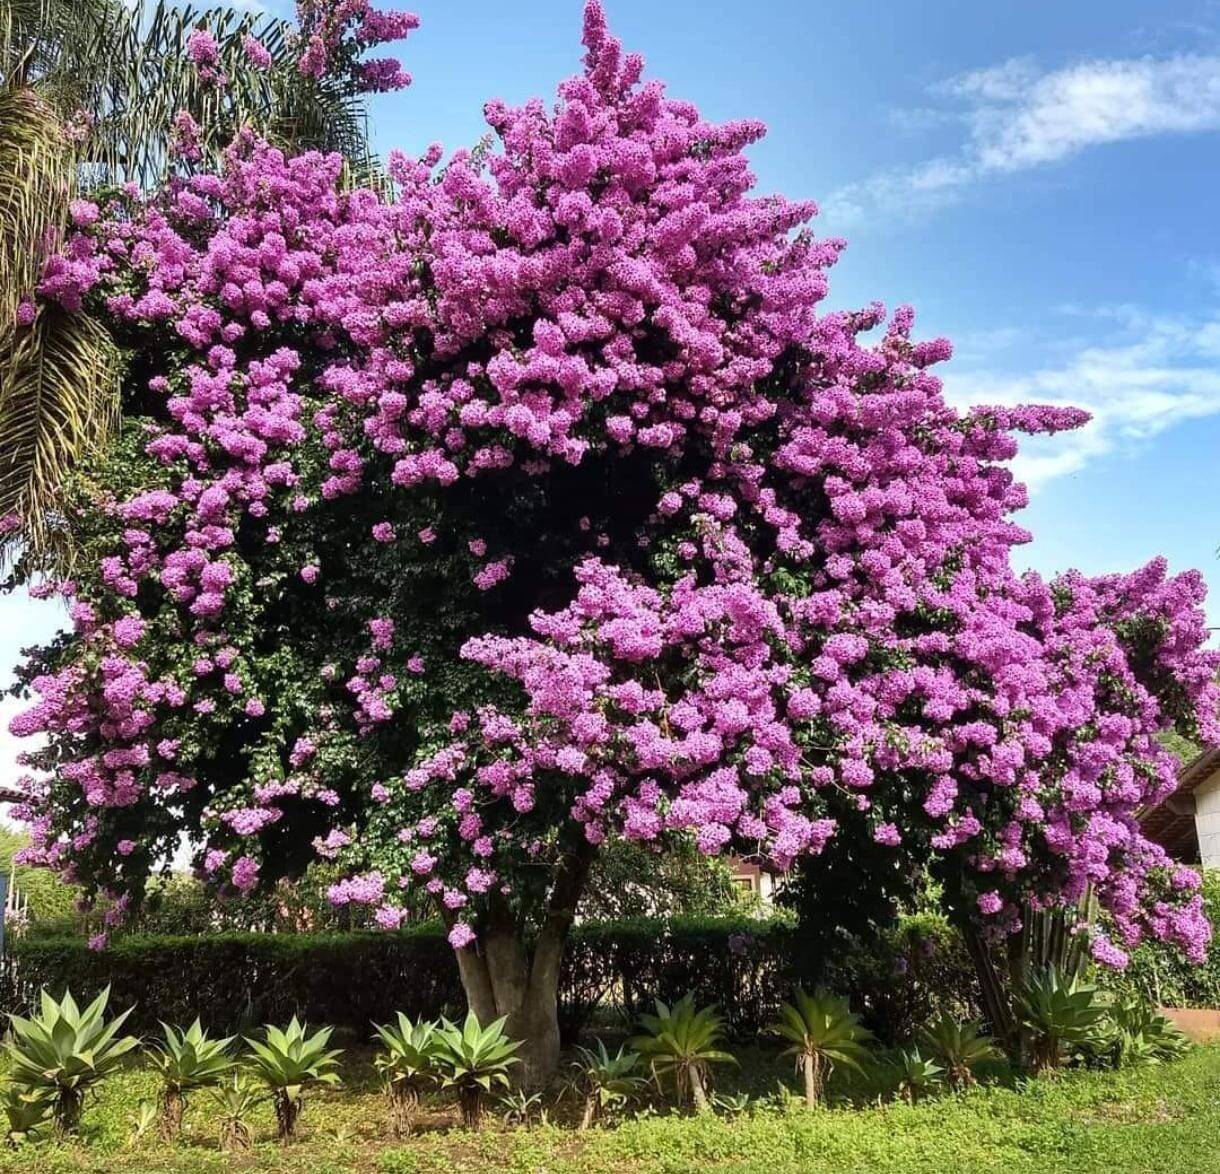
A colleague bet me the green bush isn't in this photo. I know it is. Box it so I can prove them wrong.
[4,913,981,1045]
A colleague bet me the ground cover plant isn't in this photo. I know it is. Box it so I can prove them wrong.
[0,1039,1215,1172]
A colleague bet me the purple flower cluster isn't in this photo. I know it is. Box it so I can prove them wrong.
[295,1,417,92]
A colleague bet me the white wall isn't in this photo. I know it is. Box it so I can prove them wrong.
[1194,772,1220,868]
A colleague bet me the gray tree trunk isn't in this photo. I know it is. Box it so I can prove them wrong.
[444,838,595,1089]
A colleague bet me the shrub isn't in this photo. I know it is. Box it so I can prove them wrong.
[569,1041,647,1129]
[3,914,981,1045]
[497,1088,545,1128]
[1101,870,1220,1010]
[210,1073,265,1153]
[631,994,736,1114]
[244,1017,343,1140]
[5,986,138,1133]
[767,988,872,1108]
[433,1012,521,1131]
[372,1013,442,1137]
[127,1099,158,1146]
[919,1015,999,1090]
[891,1049,944,1104]
[5,927,464,1035]
[1017,967,1108,1074]
[0,1084,52,1147]
[1088,997,1191,1069]
[146,1018,236,1138]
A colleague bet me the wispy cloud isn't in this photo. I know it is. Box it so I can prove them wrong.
[945,304,1220,488]
[824,54,1220,225]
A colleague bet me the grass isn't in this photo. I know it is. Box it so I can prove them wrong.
[4,1043,1220,1172]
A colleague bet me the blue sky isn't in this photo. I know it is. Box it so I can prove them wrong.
[4,0,1220,780]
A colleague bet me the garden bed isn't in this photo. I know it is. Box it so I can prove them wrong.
[4,1044,1220,1172]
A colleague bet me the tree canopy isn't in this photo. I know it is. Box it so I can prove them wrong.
[5,0,1218,1077]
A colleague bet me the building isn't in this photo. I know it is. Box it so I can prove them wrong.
[1141,747,1220,866]
[727,856,777,905]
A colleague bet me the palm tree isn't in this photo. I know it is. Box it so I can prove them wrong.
[0,0,376,570]
[767,988,872,1108]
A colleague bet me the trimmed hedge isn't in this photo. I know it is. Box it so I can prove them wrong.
[2,914,979,1043]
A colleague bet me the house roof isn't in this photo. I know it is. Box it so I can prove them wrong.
[1140,747,1220,862]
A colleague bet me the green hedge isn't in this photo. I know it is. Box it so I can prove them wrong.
[2,913,979,1043]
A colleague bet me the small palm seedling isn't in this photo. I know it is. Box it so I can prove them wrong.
[767,988,872,1108]
[498,1088,545,1128]
[211,1073,266,1153]
[127,1099,157,1147]
[1017,967,1107,1074]
[570,1041,647,1129]
[147,1019,236,1139]
[920,1014,999,1090]
[5,986,139,1133]
[433,1011,521,1131]
[891,1049,944,1104]
[372,1012,442,1138]
[244,1017,343,1141]
[1,1085,52,1148]
[712,1090,753,1119]
[630,993,737,1114]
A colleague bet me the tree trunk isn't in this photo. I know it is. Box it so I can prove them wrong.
[159,1088,185,1140]
[954,905,1022,1064]
[579,1093,598,1130]
[802,1052,821,1108]
[458,1085,482,1130]
[445,838,595,1090]
[689,1063,710,1114]
[273,1091,301,1141]
[386,1082,419,1138]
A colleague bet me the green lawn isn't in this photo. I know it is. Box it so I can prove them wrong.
[7,1045,1220,1173]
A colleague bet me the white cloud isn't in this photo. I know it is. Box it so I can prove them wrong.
[945,305,1220,488]
[824,54,1220,226]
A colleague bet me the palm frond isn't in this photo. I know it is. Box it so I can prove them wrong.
[0,302,120,561]
[0,82,73,341]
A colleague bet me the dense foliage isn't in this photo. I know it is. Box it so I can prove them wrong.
[6,1,1218,1071]
[2,914,979,1045]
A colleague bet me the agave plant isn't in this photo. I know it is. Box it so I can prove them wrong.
[767,988,871,1108]
[244,1017,342,1141]
[433,1011,521,1131]
[0,1084,52,1147]
[126,1098,157,1146]
[920,1014,1000,1090]
[711,1090,753,1119]
[5,986,138,1133]
[147,1018,236,1138]
[569,1040,647,1129]
[1095,998,1190,1069]
[1017,966,1108,1074]
[210,1073,265,1153]
[630,993,737,1114]
[891,1048,944,1105]
[497,1087,545,1128]
[372,1012,441,1137]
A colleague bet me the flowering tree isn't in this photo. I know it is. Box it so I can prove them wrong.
[7,2,1219,1083]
